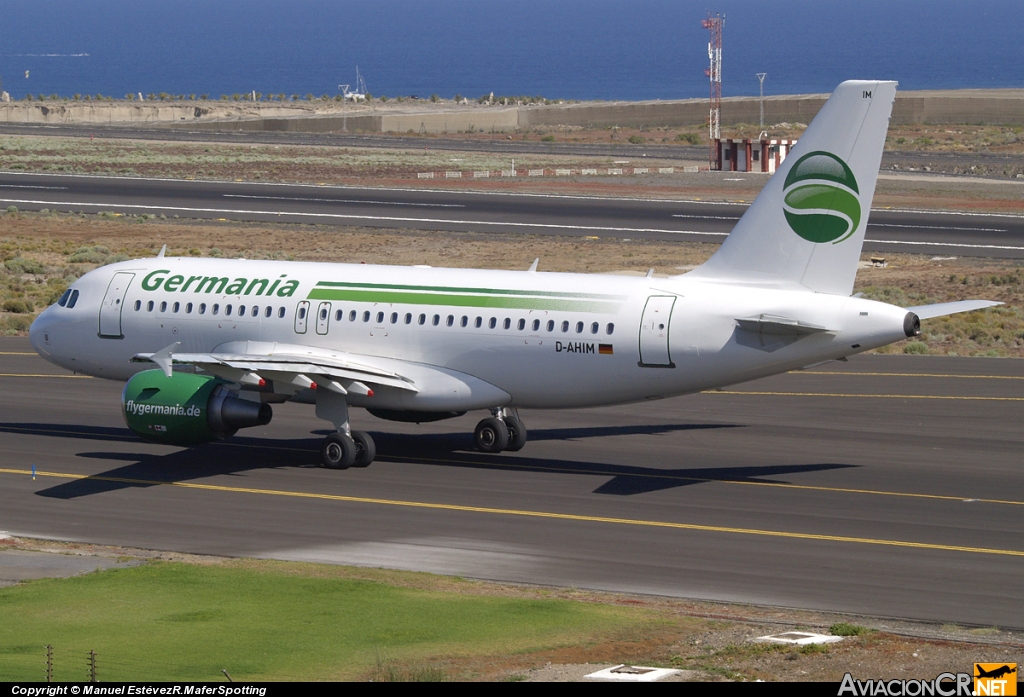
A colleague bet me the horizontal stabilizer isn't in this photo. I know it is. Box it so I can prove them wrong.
[906,300,1003,320]
[736,314,833,336]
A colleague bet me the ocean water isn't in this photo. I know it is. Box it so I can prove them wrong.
[1,0,1022,102]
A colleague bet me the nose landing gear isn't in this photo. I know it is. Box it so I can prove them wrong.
[474,408,527,453]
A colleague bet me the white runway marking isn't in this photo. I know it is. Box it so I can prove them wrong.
[0,184,68,190]
[0,197,724,237]
[869,223,1006,232]
[1,197,1021,251]
[864,239,1024,251]
[223,194,464,208]
[672,214,741,221]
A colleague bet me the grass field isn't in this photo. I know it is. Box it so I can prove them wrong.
[0,559,671,681]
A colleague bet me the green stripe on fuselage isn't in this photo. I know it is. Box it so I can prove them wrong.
[307,288,622,313]
[313,280,626,301]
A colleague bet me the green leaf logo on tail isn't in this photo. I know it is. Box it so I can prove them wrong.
[783,151,861,244]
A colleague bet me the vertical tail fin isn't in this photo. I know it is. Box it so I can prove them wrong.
[689,80,897,295]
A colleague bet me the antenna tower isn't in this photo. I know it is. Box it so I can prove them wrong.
[702,12,724,169]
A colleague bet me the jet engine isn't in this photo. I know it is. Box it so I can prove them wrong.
[122,369,272,445]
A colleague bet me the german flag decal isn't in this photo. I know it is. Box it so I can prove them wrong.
[599,344,614,355]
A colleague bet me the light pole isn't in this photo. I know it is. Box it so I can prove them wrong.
[756,73,767,129]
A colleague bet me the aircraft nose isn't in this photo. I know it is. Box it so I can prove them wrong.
[29,307,56,356]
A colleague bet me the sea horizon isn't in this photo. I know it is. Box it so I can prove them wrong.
[1,0,1022,102]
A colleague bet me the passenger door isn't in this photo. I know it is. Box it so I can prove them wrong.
[98,272,135,338]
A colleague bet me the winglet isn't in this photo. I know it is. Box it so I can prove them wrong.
[527,258,539,273]
[150,342,180,377]
[156,244,167,259]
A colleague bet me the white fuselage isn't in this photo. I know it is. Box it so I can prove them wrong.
[30,257,912,411]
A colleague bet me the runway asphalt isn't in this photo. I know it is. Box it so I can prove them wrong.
[1,172,1023,258]
[2,336,1021,628]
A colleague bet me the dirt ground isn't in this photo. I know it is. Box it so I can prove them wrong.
[2,131,1023,213]
[4,536,1021,682]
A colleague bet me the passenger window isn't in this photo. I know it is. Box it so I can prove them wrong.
[363,311,370,322]
[591,322,599,334]
[159,301,168,312]
[320,307,328,321]
[278,307,285,318]
[460,316,468,327]
[147,301,154,312]
[503,318,511,330]
[475,317,482,328]
[252,306,259,318]
[134,300,141,311]
[405,313,412,324]
[335,309,343,321]
[547,320,554,332]
[199,303,207,315]
[172,302,180,313]
[532,319,540,331]
[265,306,272,318]
[432,314,440,326]
[186,302,193,314]
[349,310,357,321]
[517,319,526,331]
[606,322,615,335]
[561,321,569,332]
[488,317,497,329]
[418,314,426,325]
[67,290,79,308]
[57,290,71,307]
[296,306,303,319]
[390,312,398,324]
[446,315,454,327]
[237,305,244,316]
[376,311,384,323]
[212,304,220,315]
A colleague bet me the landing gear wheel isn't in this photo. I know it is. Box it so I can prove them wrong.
[320,432,356,469]
[504,418,527,452]
[475,417,509,453]
[352,431,376,468]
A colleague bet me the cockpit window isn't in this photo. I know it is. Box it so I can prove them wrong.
[66,290,80,309]
[57,290,72,307]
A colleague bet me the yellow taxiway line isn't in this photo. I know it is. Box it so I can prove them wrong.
[3,424,1022,507]
[2,467,1022,558]
[0,373,93,378]
[796,370,1024,380]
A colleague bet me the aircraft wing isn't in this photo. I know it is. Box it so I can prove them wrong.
[906,300,1003,320]
[132,342,418,394]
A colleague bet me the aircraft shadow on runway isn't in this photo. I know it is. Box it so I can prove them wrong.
[4,421,856,498]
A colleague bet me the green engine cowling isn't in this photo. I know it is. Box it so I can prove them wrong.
[122,369,272,445]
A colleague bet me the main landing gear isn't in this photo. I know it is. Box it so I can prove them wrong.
[320,430,376,469]
[474,408,527,454]
[316,388,376,469]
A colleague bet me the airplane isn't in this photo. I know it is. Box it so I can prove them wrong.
[29,80,1001,470]
[975,665,1016,680]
